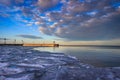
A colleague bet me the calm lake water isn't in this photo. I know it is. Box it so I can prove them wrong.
[34,46,120,67]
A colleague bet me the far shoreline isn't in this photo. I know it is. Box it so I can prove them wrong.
[60,45,120,48]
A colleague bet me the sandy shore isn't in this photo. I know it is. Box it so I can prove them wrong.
[0,46,120,80]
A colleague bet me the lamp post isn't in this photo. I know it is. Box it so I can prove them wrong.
[14,39,16,44]
[53,41,55,44]
[4,38,6,45]
[21,40,24,44]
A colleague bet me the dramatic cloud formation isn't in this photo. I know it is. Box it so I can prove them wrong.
[17,35,43,39]
[0,0,120,41]
[37,0,59,10]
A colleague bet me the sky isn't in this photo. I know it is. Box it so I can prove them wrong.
[0,0,120,45]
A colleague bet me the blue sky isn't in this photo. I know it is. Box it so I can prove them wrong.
[0,0,120,45]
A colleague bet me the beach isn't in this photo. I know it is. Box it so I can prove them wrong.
[0,46,120,80]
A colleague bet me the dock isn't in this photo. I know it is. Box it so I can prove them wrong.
[23,44,59,47]
[0,44,59,47]
[0,39,59,47]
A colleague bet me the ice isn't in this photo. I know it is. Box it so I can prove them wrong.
[0,46,120,80]
[0,76,6,80]
[0,63,8,68]
[16,63,45,68]
[116,78,120,80]
[3,67,24,74]
[50,54,64,57]
[67,55,77,60]
[26,52,32,54]
[107,72,114,79]
[6,74,34,80]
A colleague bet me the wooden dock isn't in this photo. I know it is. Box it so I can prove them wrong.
[23,44,59,47]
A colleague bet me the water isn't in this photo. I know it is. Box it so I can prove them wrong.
[34,46,120,67]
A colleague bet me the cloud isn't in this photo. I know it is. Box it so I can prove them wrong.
[17,35,43,39]
[44,0,120,40]
[14,0,24,4]
[35,21,41,25]
[52,13,120,40]
[37,0,59,11]
[0,0,12,6]
[39,27,52,35]
[1,0,120,41]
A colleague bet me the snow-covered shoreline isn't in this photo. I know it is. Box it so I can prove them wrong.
[0,46,120,80]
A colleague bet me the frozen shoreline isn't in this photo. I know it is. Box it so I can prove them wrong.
[0,46,120,80]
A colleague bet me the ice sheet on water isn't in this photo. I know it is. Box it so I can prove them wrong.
[0,63,8,68]
[0,46,120,80]
[26,51,32,54]
[50,54,65,57]
[39,57,59,60]
[5,73,34,80]
[2,67,24,74]
[67,55,77,60]
[16,63,45,68]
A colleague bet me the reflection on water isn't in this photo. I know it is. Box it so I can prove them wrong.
[34,46,120,67]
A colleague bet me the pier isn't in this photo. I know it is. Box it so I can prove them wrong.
[0,38,59,47]
[0,44,59,47]
[23,43,59,47]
